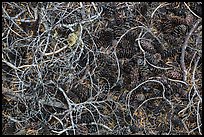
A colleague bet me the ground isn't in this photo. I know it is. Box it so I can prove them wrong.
[2,2,202,135]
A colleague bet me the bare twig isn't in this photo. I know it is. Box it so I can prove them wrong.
[180,18,201,81]
[184,2,202,19]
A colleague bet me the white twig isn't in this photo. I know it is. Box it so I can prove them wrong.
[180,18,201,81]
[184,2,202,19]
[151,2,170,19]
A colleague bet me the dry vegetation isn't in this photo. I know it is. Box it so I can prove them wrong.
[2,2,202,135]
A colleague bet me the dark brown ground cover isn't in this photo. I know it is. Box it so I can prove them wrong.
[2,2,202,135]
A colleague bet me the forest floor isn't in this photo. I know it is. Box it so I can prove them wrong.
[2,2,202,135]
